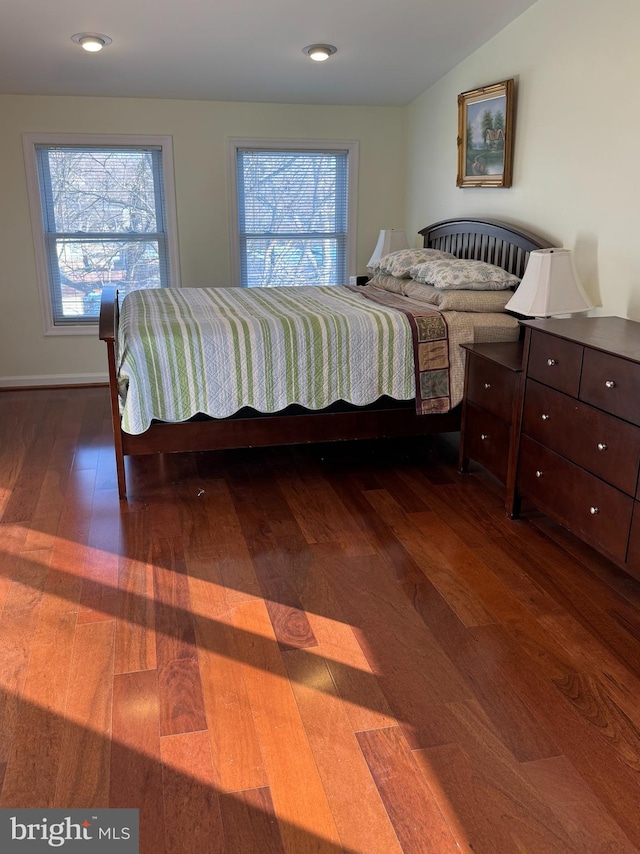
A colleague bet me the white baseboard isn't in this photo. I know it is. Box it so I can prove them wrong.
[0,373,109,388]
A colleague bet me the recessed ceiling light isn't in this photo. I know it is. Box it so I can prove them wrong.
[71,33,112,52]
[302,44,337,62]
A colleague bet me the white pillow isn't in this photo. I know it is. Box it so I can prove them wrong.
[371,248,455,278]
[410,258,520,290]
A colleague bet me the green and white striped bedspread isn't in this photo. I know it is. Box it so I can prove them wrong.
[117,285,417,435]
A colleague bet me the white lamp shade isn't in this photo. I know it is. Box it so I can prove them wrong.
[504,248,593,317]
[367,229,409,269]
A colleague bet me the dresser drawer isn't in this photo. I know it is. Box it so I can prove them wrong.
[464,403,510,483]
[518,435,633,561]
[527,330,583,396]
[522,379,640,495]
[580,348,640,425]
[467,356,517,423]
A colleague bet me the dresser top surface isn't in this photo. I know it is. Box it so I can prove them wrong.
[521,316,640,363]
[460,340,524,372]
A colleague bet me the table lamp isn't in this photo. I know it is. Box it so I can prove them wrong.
[504,248,593,317]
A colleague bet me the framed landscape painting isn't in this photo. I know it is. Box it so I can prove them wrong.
[457,79,514,188]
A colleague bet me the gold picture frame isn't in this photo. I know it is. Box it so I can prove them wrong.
[457,78,514,188]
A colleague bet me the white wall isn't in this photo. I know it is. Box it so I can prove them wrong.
[7,0,638,384]
[406,0,640,320]
[0,95,406,384]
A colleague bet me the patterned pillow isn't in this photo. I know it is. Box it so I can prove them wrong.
[409,258,520,290]
[371,248,455,279]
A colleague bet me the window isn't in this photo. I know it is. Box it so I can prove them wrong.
[229,139,358,288]
[23,134,179,334]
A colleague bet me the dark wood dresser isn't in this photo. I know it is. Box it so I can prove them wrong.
[509,316,640,579]
[459,341,524,488]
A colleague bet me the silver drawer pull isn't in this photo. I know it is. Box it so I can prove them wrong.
[480,433,488,441]
[605,380,616,389]
[484,382,491,389]
[547,358,557,366]
[541,413,550,421]
[597,442,608,451]
[589,506,600,515]
[535,470,543,478]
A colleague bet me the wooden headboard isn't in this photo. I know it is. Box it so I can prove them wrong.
[419,217,554,279]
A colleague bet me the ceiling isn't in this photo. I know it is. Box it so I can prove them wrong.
[0,0,538,107]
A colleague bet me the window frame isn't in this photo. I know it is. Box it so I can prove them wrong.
[22,133,181,336]
[227,138,359,288]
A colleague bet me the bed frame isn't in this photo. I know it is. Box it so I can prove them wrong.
[100,217,553,498]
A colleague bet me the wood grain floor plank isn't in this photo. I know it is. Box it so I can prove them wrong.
[198,479,264,610]
[0,548,50,764]
[226,464,319,651]
[56,468,98,526]
[358,495,561,759]
[471,623,640,846]
[1,395,65,524]
[0,595,76,807]
[76,493,121,624]
[356,725,460,853]
[415,696,586,854]
[0,526,28,617]
[284,649,404,854]
[291,548,398,734]
[46,516,92,607]
[160,731,223,854]
[22,515,59,553]
[111,669,166,854]
[231,599,342,854]
[324,469,498,664]
[480,502,640,676]
[472,538,566,619]
[29,391,88,518]
[115,512,157,674]
[395,467,503,548]
[536,611,640,736]
[115,553,157,674]
[174,481,220,560]
[364,489,497,627]
[414,740,567,854]
[152,538,208,737]
[219,786,286,854]
[30,455,74,524]
[310,544,471,742]
[0,401,32,518]
[272,452,378,557]
[521,755,638,852]
[365,464,432,514]
[187,568,267,793]
[55,619,115,808]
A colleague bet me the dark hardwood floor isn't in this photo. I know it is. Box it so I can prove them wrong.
[1,386,640,853]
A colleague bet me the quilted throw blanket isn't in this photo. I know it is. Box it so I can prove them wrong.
[117,285,417,434]
[116,284,503,435]
[357,287,456,415]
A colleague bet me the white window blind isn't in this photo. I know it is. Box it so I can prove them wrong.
[236,147,350,288]
[32,144,172,326]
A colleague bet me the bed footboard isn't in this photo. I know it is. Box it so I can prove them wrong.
[99,287,127,498]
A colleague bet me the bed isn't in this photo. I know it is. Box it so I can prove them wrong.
[100,217,553,498]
